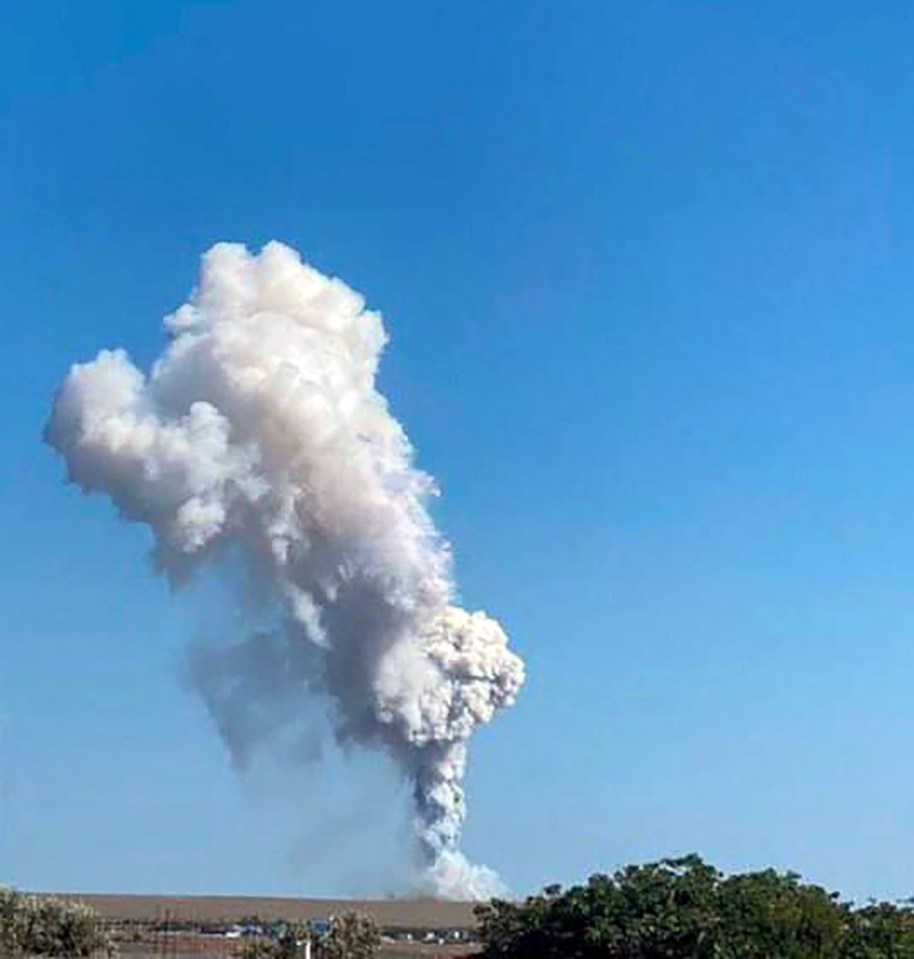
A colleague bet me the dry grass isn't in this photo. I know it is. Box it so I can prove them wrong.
[43,893,478,931]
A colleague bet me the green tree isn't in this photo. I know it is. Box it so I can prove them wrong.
[0,888,30,956]
[475,855,914,959]
[315,912,380,959]
[275,922,311,959]
[240,940,283,959]
[841,902,914,959]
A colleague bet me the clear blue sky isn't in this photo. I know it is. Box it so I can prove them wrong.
[4,0,914,902]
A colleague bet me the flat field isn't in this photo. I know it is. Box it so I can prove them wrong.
[38,892,481,958]
[57,892,478,929]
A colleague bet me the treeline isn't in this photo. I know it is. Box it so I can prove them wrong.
[0,888,113,957]
[475,854,914,958]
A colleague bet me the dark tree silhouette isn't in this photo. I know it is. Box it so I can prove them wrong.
[475,855,914,958]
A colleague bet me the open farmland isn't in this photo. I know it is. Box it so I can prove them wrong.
[39,892,481,958]
[58,892,477,928]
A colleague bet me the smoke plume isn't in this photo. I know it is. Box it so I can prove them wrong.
[44,241,524,899]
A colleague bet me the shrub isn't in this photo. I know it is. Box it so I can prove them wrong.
[239,940,283,959]
[0,887,114,957]
[315,913,381,959]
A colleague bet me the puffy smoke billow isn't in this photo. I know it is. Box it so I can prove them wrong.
[45,241,524,899]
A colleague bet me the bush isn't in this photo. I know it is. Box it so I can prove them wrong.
[240,941,284,959]
[0,887,114,957]
[239,913,380,959]
[315,913,380,959]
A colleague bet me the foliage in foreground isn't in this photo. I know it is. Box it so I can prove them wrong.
[240,911,381,959]
[0,887,113,957]
[315,912,381,959]
[475,854,914,958]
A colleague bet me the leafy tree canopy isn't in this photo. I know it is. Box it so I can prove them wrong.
[475,855,914,959]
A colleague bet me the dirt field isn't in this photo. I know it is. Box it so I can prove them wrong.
[55,892,478,930]
[36,892,483,958]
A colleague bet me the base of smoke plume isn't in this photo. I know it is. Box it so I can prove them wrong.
[187,622,506,901]
[416,849,509,901]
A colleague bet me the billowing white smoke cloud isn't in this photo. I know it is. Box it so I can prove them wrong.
[45,241,524,899]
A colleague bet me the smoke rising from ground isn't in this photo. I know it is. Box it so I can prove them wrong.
[44,241,524,899]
